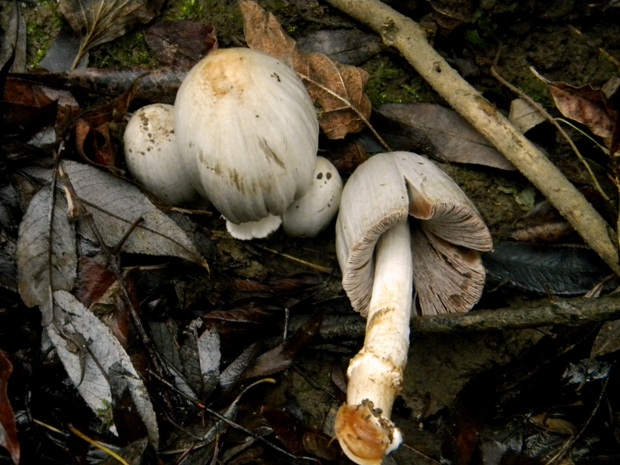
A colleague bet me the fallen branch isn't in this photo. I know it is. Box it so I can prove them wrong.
[325,0,620,276]
[412,295,620,333]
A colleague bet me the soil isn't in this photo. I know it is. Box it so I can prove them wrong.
[3,1,620,465]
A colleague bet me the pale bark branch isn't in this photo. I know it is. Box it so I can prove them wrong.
[325,0,620,276]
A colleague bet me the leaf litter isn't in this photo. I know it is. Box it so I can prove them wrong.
[4,2,620,465]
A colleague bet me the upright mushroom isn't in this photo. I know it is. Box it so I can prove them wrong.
[124,103,199,206]
[173,47,320,239]
[334,151,493,465]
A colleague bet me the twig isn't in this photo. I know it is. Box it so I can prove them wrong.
[324,0,620,276]
[411,294,620,334]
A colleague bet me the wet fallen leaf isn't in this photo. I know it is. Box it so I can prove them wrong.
[484,242,610,295]
[548,81,618,147]
[297,29,385,66]
[376,103,515,170]
[46,290,159,446]
[145,20,217,68]
[0,351,19,465]
[240,0,372,140]
[243,311,323,379]
[58,0,165,69]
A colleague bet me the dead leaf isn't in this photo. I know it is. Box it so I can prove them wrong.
[548,81,618,147]
[73,79,140,169]
[16,184,77,313]
[240,0,371,139]
[297,29,385,66]
[376,103,515,170]
[509,98,546,134]
[61,160,209,268]
[46,290,159,446]
[243,311,323,379]
[483,242,610,295]
[145,21,217,68]
[58,0,165,69]
[0,351,19,465]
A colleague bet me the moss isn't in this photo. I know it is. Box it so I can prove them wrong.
[89,31,157,68]
[22,1,63,68]
[363,56,436,106]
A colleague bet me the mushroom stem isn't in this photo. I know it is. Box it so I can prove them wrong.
[336,221,412,464]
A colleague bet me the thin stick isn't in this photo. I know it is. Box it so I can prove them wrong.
[324,0,620,276]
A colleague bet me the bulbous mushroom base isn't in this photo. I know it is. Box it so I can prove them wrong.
[225,214,282,240]
[334,400,402,465]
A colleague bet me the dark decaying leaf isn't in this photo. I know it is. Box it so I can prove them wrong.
[46,290,159,446]
[60,160,208,267]
[0,351,19,465]
[58,0,165,68]
[548,81,618,147]
[109,362,150,445]
[16,184,77,310]
[296,29,385,66]
[241,0,372,140]
[0,0,27,73]
[39,28,84,73]
[376,103,515,170]
[483,241,610,295]
[100,438,148,465]
[509,199,577,243]
[592,320,620,358]
[243,311,323,379]
[145,21,217,68]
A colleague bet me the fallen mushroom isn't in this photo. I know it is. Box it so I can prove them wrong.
[124,103,199,205]
[334,151,493,464]
[282,156,343,237]
[173,47,319,239]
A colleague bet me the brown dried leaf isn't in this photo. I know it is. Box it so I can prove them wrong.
[73,78,140,168]
[0,351,19,465]
[549,82,618,147]
[240,0,371,139]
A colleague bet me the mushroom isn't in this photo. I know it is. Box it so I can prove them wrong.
[173,47,319,239]
[124,103,199,206]
[282,156,343,237]
[334,151,493,465]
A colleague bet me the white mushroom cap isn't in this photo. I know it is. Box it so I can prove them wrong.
[124,103,199,205]
[336,151,493,316]
[282,156,343,237]
[174,47,319,239]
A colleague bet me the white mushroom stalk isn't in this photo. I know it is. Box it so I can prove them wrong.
[334,151,492,464]
[173,47,319,239]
